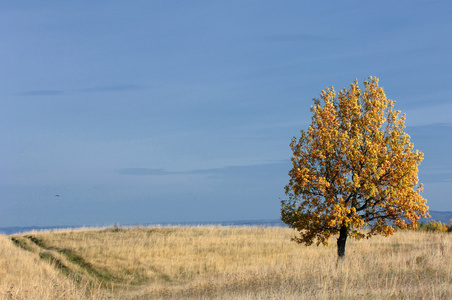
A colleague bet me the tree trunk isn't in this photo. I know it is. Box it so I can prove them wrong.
[337,226,348,259]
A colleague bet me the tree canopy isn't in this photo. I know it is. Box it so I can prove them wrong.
[281,77,428,258]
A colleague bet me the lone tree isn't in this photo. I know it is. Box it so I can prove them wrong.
[281,77,428,258]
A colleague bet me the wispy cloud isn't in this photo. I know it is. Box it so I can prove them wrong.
[402,123,452,184]
[116,161,291,179]
[20,84,146,97]
[406,123,452,136]
[116,168,175,176]
[78,84,146,93]
[21,90,64,96]
[187,162,290,179]
[264,33,339,43]
[420,171,452,184]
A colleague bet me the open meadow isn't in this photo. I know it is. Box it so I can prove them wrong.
[1,226,451,299]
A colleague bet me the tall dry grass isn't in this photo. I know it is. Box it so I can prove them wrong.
[0,234,107,299]
[2,226,452,299]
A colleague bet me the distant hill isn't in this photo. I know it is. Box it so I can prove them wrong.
[422,210,452,224]
[1,211,451,235]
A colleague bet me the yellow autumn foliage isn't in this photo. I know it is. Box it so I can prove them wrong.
[281,77,428,257]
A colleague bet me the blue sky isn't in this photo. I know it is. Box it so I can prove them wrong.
[1,1,451,227]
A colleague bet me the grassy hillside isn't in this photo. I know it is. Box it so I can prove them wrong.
[1,226,451,299]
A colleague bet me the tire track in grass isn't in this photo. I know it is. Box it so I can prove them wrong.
[10,235,116,285]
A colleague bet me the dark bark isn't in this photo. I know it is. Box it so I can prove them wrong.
[337,226,348,258]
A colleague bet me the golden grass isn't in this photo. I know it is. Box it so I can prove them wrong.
[2,226,451,299]
[0,234,107,299]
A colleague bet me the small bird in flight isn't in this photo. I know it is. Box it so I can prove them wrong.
[55,194,60,197]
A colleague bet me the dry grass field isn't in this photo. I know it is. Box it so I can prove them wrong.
[1,226,451,299]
